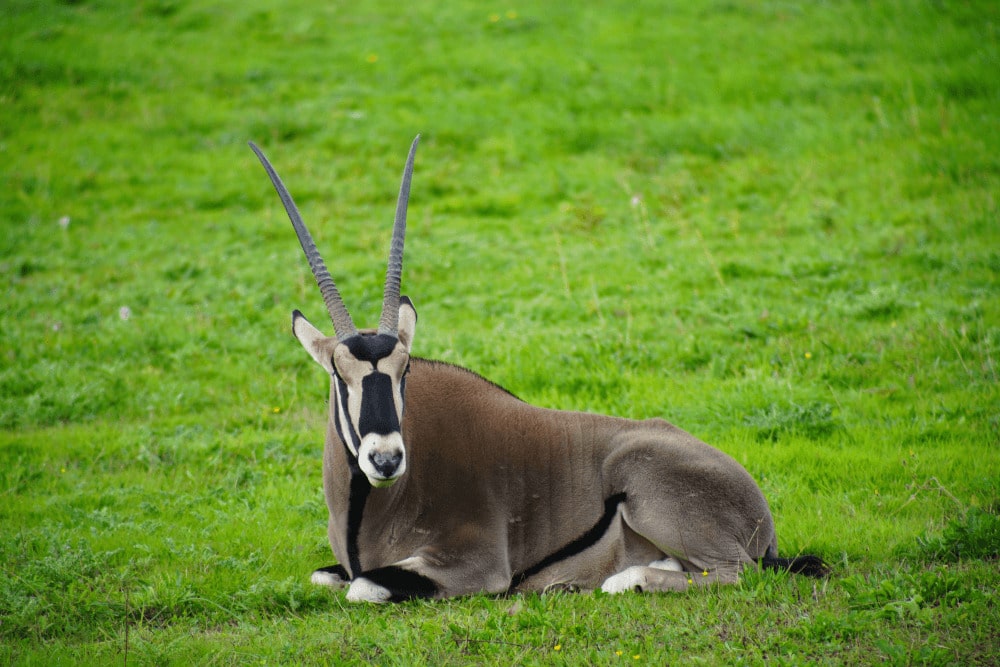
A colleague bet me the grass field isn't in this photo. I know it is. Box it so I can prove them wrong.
[2,0,998,664]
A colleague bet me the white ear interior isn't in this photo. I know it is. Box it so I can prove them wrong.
[397,297,417,352]
[292,311,336,375]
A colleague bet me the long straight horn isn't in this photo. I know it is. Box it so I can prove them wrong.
[378,135,420,336]
[249,142,358,340]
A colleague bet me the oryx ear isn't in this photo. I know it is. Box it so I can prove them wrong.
[397,296,417,353]
[292,310,336,375]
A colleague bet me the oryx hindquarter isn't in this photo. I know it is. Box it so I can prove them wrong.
[249,136,827,603]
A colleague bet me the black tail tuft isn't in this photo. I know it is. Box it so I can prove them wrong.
[760,553,831,578]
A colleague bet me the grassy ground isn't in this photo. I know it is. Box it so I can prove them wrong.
[2,0,998,664]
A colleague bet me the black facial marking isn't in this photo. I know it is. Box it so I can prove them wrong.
[343,333,399,363]
[361,565,439,602]
[333,374,361,459]
[359,373,401,436]
[507,492,628,592]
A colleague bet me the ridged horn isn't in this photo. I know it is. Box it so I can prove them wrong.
[249,141,358,340]
[378,135,420,336]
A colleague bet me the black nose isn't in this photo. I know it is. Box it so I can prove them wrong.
[369,450,403,478]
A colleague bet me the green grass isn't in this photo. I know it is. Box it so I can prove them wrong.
[2,0,998,663]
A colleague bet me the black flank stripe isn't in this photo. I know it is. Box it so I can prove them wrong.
[508,492,627,592]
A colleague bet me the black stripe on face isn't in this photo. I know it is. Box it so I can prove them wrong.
[333,374,361,460]
[335,333,407,440]
[507,492,628,592]
[358,373,401,436]
[342,334,399,363]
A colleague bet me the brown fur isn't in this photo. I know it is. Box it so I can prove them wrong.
[317,351,785,599]
[252,137,824,603]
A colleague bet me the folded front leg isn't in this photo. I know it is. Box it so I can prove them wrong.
[310,564,350,588]
[345,552,510,603]
[346,563,439,602]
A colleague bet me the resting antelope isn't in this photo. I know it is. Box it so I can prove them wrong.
[249,136,827,603]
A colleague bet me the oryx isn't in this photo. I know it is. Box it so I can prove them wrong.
[249,136,827,603]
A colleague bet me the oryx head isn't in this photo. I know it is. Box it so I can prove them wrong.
[250,137,420,488]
